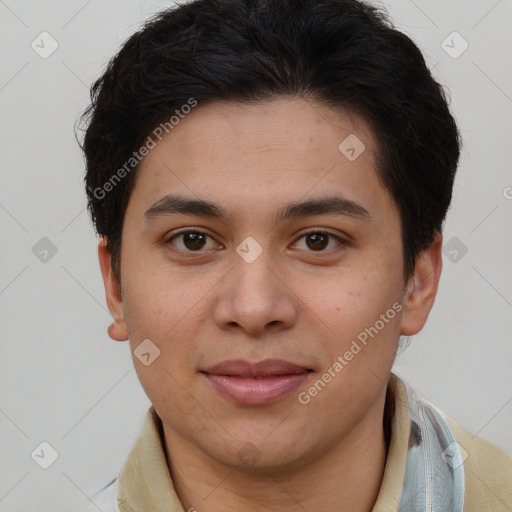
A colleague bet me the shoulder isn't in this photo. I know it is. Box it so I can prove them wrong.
[442,412,512,511]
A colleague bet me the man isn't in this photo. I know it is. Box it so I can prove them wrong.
[79,0,512,510]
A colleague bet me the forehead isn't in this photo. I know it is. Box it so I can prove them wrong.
[128,97,394,224]
[145,97,377,166]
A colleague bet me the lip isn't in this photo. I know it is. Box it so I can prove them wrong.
[201,359,313,405]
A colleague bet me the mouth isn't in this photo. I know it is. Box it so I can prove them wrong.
[201,359,314,405]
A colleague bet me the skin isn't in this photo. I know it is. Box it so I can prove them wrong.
[98,97,442,511]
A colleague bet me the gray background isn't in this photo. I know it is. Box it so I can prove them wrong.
[0,0,511,510]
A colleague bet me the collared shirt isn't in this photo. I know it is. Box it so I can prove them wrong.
[94,374,512,511]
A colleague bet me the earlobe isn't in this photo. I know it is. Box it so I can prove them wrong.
[399,232,443,337]
[107,321,129,342]
[98,238,129,342]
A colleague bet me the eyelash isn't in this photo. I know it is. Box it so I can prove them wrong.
[163,229,348,255]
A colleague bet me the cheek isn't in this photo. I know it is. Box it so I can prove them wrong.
[120,249,186,334]
[123,286,165,339]
[314,260,403,361]
[123,286,202,417]
[121,263,204,360]
[327,262,400,317]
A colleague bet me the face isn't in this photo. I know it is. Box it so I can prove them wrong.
[100,97,441,471]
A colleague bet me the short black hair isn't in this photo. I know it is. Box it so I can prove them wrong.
[78,0,462,283]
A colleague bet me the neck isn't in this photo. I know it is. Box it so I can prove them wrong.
[162,389,390,512]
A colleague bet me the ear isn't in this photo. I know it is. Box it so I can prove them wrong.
[400,231,443,336]
[98,238,129,341]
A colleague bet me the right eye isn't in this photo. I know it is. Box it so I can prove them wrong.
[164,229,222,254]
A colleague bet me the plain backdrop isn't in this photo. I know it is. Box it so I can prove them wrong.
[0,0,511,510]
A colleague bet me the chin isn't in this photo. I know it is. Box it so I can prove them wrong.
[214,425,317,471]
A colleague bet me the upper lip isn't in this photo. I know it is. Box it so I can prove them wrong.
[202,359,312,377]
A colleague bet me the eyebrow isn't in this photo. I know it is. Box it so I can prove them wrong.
[143,193,372,224]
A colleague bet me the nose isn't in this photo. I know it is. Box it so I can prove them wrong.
[212,249,298,337]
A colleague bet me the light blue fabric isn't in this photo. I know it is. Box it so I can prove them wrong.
[398,382,465,511]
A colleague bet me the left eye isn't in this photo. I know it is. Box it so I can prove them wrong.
[292,231,345,252]
[165,230,345,253]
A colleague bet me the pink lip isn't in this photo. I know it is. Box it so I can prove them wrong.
[201,359,313,405]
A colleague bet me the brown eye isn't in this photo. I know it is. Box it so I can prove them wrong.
[182,232,207,250]
[305,232,329,250]
[293,231,346,252]
[166,230,217,252]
